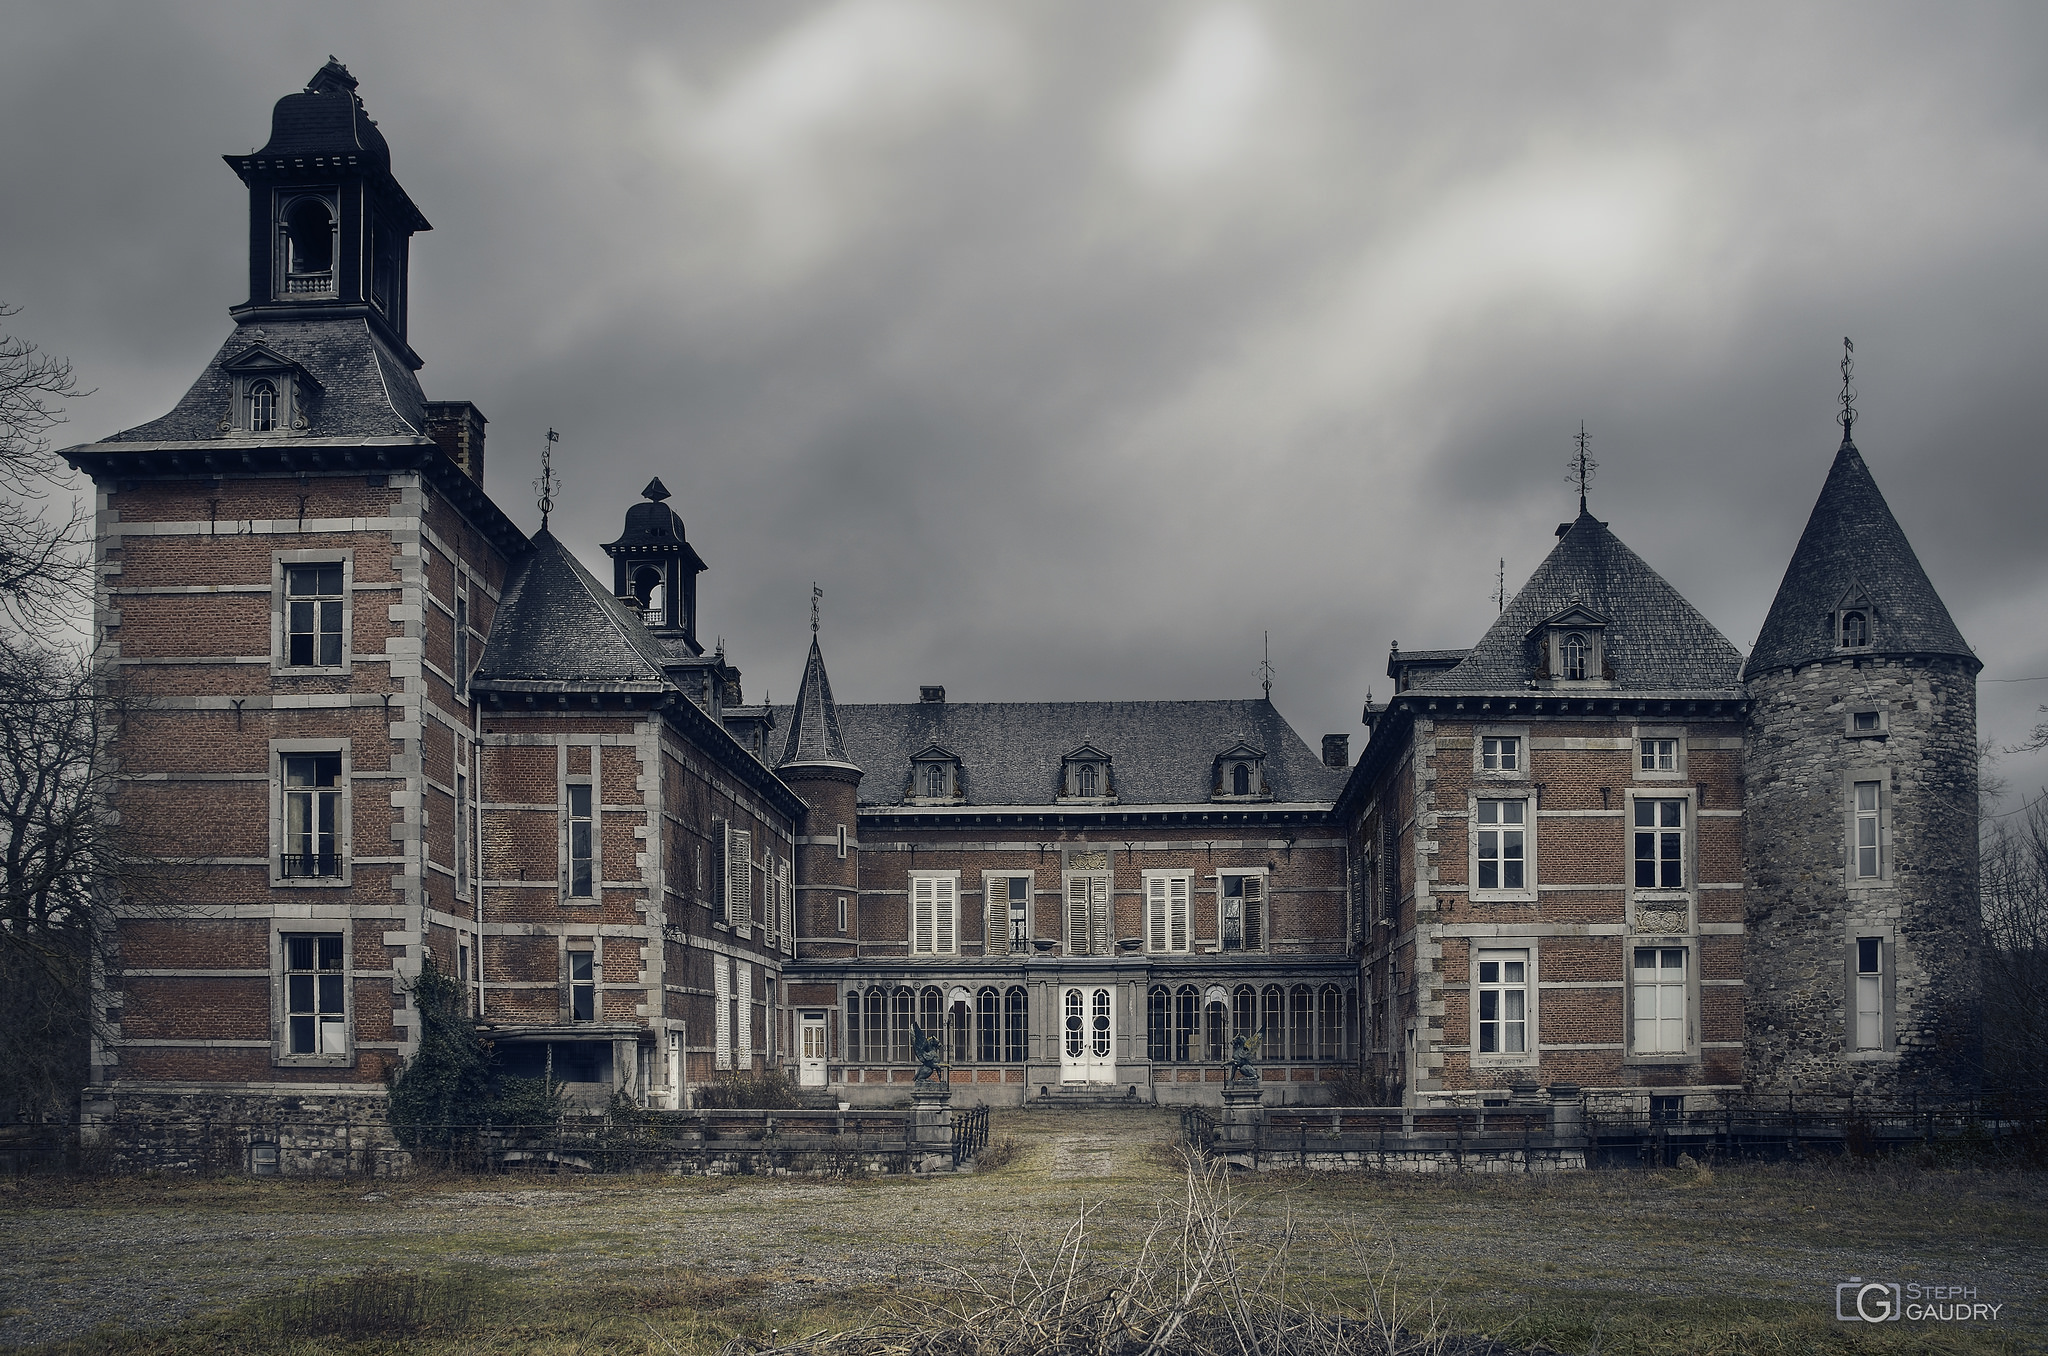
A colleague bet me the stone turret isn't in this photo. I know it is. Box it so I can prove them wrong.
[1742,422,1982,1100]
[779,636,862,959]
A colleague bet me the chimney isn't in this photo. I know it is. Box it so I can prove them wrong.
[1322,734,1349,768]
[920,685,946,704]
[424,401,487,486]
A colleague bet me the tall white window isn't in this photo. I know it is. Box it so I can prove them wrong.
[1855,937,1884,1050]
[911,872,959,956]
[714,957,732,1070]
[1145,872,1191,954]
[282,753,343,878]
[1481,736,1520,771]
[736,963,752,1069]
[285,564,345,667]
[1476,800,1526,890]
[723,824,753,930]
[1633,799,1686,890]
[1219,871,1265,952]
[779,858,794,953]
[1640,738,1678,772]
[986,874,1030,955]
[1065,872,1111,955]
[1632,947,1687,1055]
[567,784,594,898]
[1854,782,1882,878]
[247,378,279,433]
[283,933,346,1055]
[454,596,469,698]
[1476,950,1528,1055]
[1075,763,1098,798]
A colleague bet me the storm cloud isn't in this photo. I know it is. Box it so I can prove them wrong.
[6,2,2046,803]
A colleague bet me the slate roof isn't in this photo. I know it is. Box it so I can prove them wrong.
[1745,437,1976,679]
[102,320,428,444]
[470,530,671,692]
[252,60,392,172]
[779,638,856,769]
[770,699,1348,808]
[1420,508,1744,697]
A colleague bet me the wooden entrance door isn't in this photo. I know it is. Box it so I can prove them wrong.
[799,1012,828,1087]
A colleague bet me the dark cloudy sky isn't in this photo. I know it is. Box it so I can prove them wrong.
[7,3,2047,805]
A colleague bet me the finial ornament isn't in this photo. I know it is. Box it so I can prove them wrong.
[1838,336,1856,443]
[1259,631,1275,702]
[534,428,561,527]
[642,476,671,502]
[811,582,822,636]
[1494,557,1507,615]
[1568,421,1597,514]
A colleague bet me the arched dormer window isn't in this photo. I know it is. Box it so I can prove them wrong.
[1841,610,1868,648]
[246,379,278,433]
[1210,742,1267,801]
[922,761,949,798]
[1076,763,1097,798]
[908,745,960,803]
[1561,633,1588,681]
[1231,762,1250,796]
[1059,745,1113,802]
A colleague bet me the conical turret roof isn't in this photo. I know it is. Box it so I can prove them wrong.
[779,637,858,770]
[1745,436,1976,680]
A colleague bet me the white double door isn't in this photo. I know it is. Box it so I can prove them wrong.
[1059,985,1115,1083]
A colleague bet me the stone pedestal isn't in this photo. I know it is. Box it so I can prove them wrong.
[1217,1083,1263,1165]
[910,1084,954,1172]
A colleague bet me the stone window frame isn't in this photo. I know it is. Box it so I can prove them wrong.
[1833,590,1879,653]
[982,870,1033,956]
[269,919,354,1069]
[269,549,356,676]
[563,934,601,1023]
[1467,790,1538,903]
[1468,940,1539,1070]
[268,737,353,888]
[906,745,962,804]
[1059,746,1115,804]
[1211,742,1270,803]
[563,770,599,904]
[1843,765,1894,890]
[1843,704,1890,739]
[1472,723,1530,780]
[1845,921,1899,1060]
[1624,941,1700,1066]
[1632,724,1688,781]
[274,188,340,298]
[1623,785,1696,932]
[1215,866,1271,954]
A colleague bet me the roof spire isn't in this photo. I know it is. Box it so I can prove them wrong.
[1569,421,1597,515]
[1837,336,1857,447]
[534,427,560,528]
[811,582,822,636]
[779,628,856,769]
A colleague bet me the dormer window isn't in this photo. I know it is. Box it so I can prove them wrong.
[246,379,278,433]
[1533,604,1610,687]
[1211,742,1268,802]
[1060,745,1113,802]
[278,194,337,296]
[1841,610,1869,649]
[1833,588,1877,652]
[908,746,961,803]
[1561,633,1588,680]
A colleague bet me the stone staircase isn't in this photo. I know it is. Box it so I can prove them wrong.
[1022,1084,1151,1110]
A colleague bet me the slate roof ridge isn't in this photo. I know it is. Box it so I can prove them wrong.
[779,636,857,770]
[1744,436,1977,679]
[1419,507,1745,696]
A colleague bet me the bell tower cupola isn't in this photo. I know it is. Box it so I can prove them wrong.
[603,477,709,653]
[223,58,431,365]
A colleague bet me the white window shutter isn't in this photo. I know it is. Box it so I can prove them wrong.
[1242,874,1265,950]
[934,875,957,955]
[1089,876,1111,955]
[1066,876,1091,955]
[714,957,732,1070]
[986,878,1007,955]
[1169,875,1189,953]
[913,876,936,955]
[1146,877,1167,952]
[725,826,753,934]
[781,859,794,953]
[736,962,752,1071]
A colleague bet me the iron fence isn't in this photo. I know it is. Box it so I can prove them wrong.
[953,1105,990,1167]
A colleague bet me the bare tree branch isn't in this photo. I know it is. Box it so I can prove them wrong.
[0,303,93,633]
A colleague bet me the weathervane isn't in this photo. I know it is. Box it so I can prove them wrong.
[1568,421,1597,514]
[1838,337,1856,443]
[1259,631,1275,702]
[811,582,822,636]
[1494,558,1507,615]
[534,428,561,528]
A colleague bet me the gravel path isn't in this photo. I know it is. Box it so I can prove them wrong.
[2,1109,2041,1349]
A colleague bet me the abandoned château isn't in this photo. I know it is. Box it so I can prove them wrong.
[65,64,1983,1134]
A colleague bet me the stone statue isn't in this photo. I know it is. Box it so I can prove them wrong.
[911,1021,945,1083]
[1227,1028,1264,1082]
